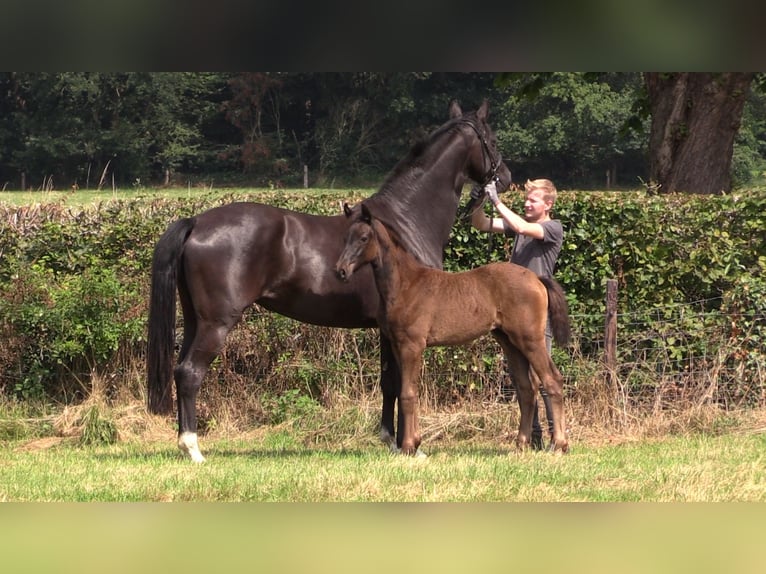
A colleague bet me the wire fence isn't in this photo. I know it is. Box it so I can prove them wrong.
[203,293,766,418]
[554,296,766,413]
[3,291,764,419]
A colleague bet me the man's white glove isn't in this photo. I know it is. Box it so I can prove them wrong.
[484,181,500,206]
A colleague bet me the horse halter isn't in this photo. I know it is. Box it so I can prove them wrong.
[457,119,505,225]
[456,119,506,263]
[459,119,503,188]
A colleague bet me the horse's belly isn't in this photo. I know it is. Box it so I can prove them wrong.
[258,294,378,329]
[426,320,493,347]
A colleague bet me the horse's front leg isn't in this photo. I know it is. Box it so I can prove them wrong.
[394,341,423,456]
[379,335,400,450]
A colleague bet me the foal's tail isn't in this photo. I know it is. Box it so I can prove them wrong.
[147,217,195,415]
[539,275,571,347]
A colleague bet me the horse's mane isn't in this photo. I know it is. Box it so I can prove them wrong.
[360,110,482,268]
[362,210,419,271]
[374,111,477,199]
[370,215,407,252]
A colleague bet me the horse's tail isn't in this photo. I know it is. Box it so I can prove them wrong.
[147,217,195,415]
[539,275,571,347]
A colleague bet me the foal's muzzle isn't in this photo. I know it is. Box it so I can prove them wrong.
[335,265,351,282]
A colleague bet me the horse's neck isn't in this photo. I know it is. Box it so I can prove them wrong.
[370,130,468,267]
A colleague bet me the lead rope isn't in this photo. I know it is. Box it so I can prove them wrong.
[487,208,494,264]
[468,183,496,265]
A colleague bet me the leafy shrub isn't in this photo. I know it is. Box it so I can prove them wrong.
[0,262,142,399]
[1,188,765,408]
[261,389,321,425]
[717,266,766,405]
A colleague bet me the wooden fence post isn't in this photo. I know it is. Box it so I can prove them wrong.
[303,164,308,188]
[604,279,618,393]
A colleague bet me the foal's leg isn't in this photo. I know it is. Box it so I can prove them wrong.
[506,348,537,450]
[379,335,400,450]
[392,340,424,455]
[492,331,536,449]
[525,350,568,453]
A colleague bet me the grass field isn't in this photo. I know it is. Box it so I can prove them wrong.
[2,435,765,502]
[2,496,763,574]
[2,404,765,502]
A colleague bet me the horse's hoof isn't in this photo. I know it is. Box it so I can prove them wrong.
[388,445,427,458]
[380,429,396,447]
[188,450,206,463]
[178,432,206,463]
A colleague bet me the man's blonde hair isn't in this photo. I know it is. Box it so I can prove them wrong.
[524,178,557,204]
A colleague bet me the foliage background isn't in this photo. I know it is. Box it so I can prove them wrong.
[1,189,764,416]
[2,73,765,192]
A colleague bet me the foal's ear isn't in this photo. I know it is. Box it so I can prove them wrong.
[449,100,462,119]
[343,202,353,217]
[477,98,489,122]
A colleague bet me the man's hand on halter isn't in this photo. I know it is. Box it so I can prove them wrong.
[469,184,484,201]
[484,181,500,206]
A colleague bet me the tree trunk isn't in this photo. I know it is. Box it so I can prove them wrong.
[644,72,754,194]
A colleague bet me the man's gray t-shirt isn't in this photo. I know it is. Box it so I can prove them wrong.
[504,219,563,278]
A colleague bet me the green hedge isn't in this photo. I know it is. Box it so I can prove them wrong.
[447,190,766,345]
[1,189,765,403]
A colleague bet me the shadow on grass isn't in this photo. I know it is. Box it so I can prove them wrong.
[93,441,527,464]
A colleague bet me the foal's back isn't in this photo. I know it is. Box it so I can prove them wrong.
[393,259,548,348]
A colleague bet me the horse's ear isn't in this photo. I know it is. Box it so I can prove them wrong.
[477,99,489,122]
[343,202,352,217]
[360,203,372,223]
[449,100,462,119]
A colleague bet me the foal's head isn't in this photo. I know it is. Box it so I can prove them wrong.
[335,203,381,282]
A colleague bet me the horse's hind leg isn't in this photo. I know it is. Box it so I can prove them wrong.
[524,349,568,453]
[507,349,538,450]
[175,316,237,463]
[492,331,536,449]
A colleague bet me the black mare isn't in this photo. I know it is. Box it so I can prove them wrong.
[146,100,511,461]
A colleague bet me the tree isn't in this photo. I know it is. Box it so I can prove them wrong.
[0,72,227,189]
[495,73,646,188]
[644,72,755,194]
[222,73,286,176]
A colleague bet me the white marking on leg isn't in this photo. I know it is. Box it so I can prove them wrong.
[178,432,206,463]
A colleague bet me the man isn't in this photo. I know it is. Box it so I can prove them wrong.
[471,178,563,450]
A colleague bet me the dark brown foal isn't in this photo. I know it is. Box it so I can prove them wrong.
[335,203,571,455]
